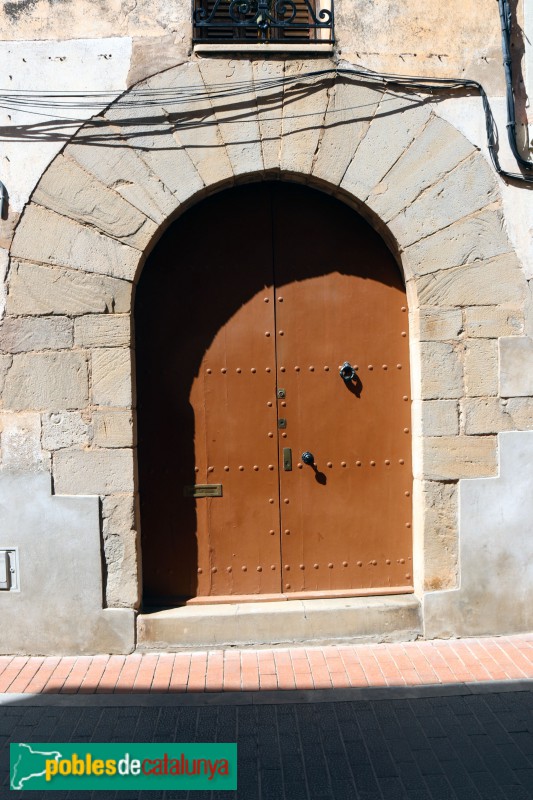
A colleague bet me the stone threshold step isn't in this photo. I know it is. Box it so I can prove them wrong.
[137,594,422,651]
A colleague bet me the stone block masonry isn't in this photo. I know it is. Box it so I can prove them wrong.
[1,59,532,651]
[91,349,133,408]
[6,261,132,316]
[53,449,135,495]
[0,317,73,353]
[2,352,89,411]
[11,205,140,281]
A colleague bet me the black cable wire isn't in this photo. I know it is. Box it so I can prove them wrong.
[257,62,533,185]
[497,0,533,172]
[0,2,532,185]
[360,68,533,185]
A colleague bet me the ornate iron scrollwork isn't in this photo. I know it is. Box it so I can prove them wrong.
[193,0,334,43]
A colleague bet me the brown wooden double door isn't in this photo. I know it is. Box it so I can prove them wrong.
[136,182,413,604]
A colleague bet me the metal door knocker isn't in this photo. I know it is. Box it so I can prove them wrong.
[339,362,356,383]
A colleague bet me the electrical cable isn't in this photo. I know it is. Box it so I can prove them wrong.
[0,180,6,219]
[333,64,533,184]
[0,2,531,185]
[242,60,533,185]
[497,0,533,173]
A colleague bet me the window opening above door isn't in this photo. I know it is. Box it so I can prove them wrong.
[192,0,334,44]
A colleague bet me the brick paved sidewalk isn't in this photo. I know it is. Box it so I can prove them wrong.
[0,634,531,695]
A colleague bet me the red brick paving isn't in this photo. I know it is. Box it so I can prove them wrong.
[25,657,62,693]
[95,655,126,694]
[168,653,191,692]
[7,657,44,693]
[0,657,28,692]
[113,653,142,693]
[132,653,159,692]
[75,655,108,694]
[151,653,174,692]
[0,634,531,694]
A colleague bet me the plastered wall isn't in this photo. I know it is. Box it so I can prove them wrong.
[0,0,512,86]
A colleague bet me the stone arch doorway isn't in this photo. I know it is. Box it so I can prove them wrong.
[4,60,530,651]
[136,181,413,606]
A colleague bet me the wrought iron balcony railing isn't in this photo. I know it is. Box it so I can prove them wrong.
[192,0,334,44]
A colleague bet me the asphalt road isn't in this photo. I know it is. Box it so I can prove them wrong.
[1,684,532,799]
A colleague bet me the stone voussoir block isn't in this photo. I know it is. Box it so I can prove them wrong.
[130,63,231,196]
[368,114,475,224]
[420,341,463,400]
[66,128,179,225]
[2,352,89,411]
[403,204,511,277]
[312,80,384,187]
[422,435,498,480]
[6,261,133,316]
[416,253,524,308]
[32,155,158,250]
[0,316,73,354]
[341,93,432,203]
[197,58,263,178]
[75,314,131,348]
[91,348,133,408]
[280,61,334,177]
[389,154,499,248]
[11,204,139,281]
[252,59,285,174]
[53,448,135,494]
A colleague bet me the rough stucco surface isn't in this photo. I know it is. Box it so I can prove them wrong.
[0,472,135,655]
[0,0,506,87]
[0,38,132,214]
[499,336,533,397]
[424,431,533,637]
[1,0,190,53]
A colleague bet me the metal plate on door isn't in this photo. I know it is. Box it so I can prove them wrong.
[183,484,223,498]
[278,418,287,429]
[283,448,292,471]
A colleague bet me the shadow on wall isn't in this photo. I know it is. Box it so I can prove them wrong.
[0,74,431,145]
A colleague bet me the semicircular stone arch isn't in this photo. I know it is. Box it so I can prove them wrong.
[3,58,528,636]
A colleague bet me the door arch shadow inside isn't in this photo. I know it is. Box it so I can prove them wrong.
[135,181,406,607]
